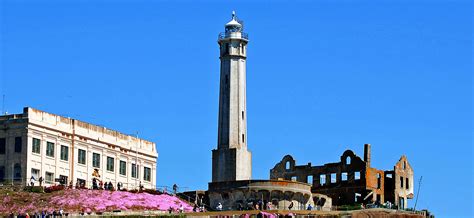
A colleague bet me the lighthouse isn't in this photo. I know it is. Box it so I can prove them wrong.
[212,11,252,182]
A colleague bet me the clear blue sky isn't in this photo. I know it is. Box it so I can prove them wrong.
[1,0,472,216]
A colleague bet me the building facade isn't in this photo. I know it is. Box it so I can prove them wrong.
[270,144,414,209]
[0,107,158,189]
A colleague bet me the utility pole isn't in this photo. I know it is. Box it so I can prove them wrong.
[414,176,422,212]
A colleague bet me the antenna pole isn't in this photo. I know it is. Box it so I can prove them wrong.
[413,176,422,212]
[2,94,5,115]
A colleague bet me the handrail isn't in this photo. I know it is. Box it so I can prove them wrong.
[218,32,249,40]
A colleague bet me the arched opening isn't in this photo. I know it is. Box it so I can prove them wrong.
[377,173,381,189]
[346,156,351,165]
[403,161,406,170]
[14,163,21,181]
[286,161,291,170]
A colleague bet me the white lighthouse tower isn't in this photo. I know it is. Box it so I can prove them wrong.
[212,11,252,182]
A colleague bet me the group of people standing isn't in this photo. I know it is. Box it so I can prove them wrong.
[91,178,129,191]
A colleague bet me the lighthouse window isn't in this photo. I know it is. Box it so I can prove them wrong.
[242,134,245,143]
[223,43,228,54]
[242,111,244,120]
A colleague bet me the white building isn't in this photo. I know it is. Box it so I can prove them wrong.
[0,107,158,189]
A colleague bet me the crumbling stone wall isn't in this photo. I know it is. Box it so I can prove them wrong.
[270,144,414,208]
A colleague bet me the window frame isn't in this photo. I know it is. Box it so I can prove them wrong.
[92,153,101,168]
[32,138,41,154]
[119,160,126,176]
[60,145,69,161]
[78,149,86,165]
[143,166,151,182]
[46,142,55,157]
[107,157,115,172]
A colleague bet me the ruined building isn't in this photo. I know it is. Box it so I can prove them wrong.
[270,144,414,209]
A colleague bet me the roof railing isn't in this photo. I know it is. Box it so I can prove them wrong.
[218,32,249,40]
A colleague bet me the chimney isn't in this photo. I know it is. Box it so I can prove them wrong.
[364,144,371,167]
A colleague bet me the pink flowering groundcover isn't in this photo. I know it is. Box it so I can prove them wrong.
[0,189,193,215]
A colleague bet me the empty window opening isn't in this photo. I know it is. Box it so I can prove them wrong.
[331,173,337,183]
[377,173,381,189]
[406,178,409,190]
[354,193,361,202]
[291,176,297,181]
[15,137,22,153]
[320,174,326,186]
[403,161,406,170]
[14,164,21,180]
[307,175,313,185]
[242,134,245,143]
[346,156,351,165]
[285,161,291,170]
[355,171,361,180]
[386,173,393,178]
[242,111,245,120]
[400,176,404,188]
[341,172,348,181]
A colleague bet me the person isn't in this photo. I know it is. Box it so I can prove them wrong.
[193,204,198,212]
[99,180,103,190]
[38,177,44,187]
[59,208,64,216]
[216,202,223,211]
[168,207,173,214]
[173,184,178,194]
[30,176,36,186]
[288,202,294,210]
[109,181,114,191]
[179,204,184,213]
[237,203,243,211]
[307,204,313,210]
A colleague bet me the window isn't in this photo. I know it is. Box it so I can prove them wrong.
[131,163,138,178]
[320,174,326,185]
[45,172,54,184]
[341,172,348,181]
[46,142,55,157]
[144,167,151,181]
[32,138,41,154]
[355,171,361,180]
[242,134,245,143]
[31,168,40,180]
[119,160,126,176]
[331,173,337,183]
[377,173,381,189]
[14,164,21,180]
[403,161,406,170]
[307,175,313,185]
[291,176,297,181]
[406,178,409,190]
[400,176,404,188]
[60,145,69,161]
[92,153,100,168]
[14,137,22,153]
[346,156,351,165]
[242,111,245,120]
[107,157,114,172]
[386,173,393,178]
[78,149,86,164]
[0,138,5,154]
[0,166,5,182]
[285,161,291,170]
